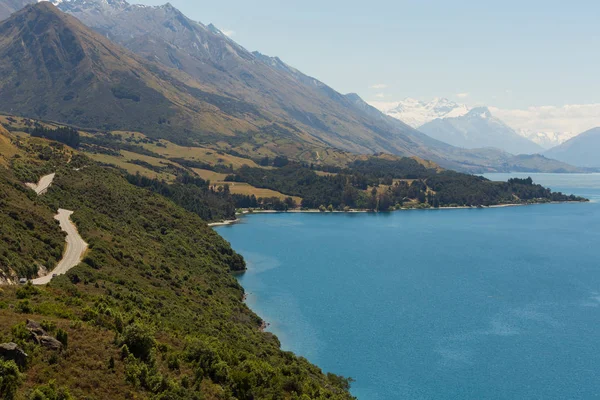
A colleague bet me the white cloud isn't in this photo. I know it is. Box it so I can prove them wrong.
[374,93,386,98]
[490,103,600,135]
[369,84,387,89]
[456,92,470,99]
[222,30,235,37]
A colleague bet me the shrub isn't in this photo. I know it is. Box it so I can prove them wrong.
[122,323,155,361]
[56,329,68,349]
[28,380,73,400]
[16,282,40,299]
[0,359,22,400]
[41,320,57,333]
[16,299,32,314]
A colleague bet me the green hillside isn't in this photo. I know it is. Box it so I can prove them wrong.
[0,138,354,399]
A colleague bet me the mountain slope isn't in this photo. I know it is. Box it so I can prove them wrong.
[544,127,600,168]
[0,0,30,20]
[419,107,544,155]
[0,2,274,143]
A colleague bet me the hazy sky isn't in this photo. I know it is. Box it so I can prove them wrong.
[132,0,599,109]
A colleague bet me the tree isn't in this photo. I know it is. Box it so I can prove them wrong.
[272,156,289,168]
[284,197,296,209]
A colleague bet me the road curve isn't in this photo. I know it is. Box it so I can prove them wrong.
[26,173,56,195]
[32,209,88,285]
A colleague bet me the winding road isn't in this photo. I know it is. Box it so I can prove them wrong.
[32,209,88,285]
[26,173,56,195]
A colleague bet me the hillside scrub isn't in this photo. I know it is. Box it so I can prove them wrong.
[0,148,355,399]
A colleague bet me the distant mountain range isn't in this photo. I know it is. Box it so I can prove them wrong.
[544,128,600,168]
[419,107,544,155]
[373,98,581,154]
[516,129,577,149]
[0,0,587,173]
[373,98,470,128]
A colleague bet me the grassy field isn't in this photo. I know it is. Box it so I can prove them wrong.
[224,182,302,203]
[140,141,260,169]
[193,168,302,203]
[87,153,176,181]
[192,168,228,181]
[0,127,18,166]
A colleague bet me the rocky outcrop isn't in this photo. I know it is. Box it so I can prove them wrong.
[0,268,19,285]
[26,320,63,351]
[0,342,28,367]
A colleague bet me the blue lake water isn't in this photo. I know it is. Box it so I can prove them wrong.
[216,173,600,399]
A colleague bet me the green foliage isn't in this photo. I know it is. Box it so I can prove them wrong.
[121,323,155,361]
[56,329,68,349]
[226,158,586,209]
[0,150,353,399]
[0,359,22,400]
[40,320,57,333]
[126,173,236,222]
[28,381,73,400]
[0,170,64,278]
[16,282,41,299]
[16,299,33,314]
[29,125,80,148]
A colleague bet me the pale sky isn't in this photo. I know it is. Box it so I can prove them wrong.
[132,0,600,133]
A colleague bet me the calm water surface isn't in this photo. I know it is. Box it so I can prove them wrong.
[216,173,600,399]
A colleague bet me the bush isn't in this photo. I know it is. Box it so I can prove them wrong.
[16,299,33,314]
[16,282,41,299]
[0,359,22,400]
[56,329,68,349]
[122,323,155,361]
[41,320,57,333]
[28,380,73,400]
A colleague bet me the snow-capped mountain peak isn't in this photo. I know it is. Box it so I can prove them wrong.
[371,97,470,128]
[516,129,577,149]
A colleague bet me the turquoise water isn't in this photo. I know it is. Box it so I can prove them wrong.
[216,174,600,399]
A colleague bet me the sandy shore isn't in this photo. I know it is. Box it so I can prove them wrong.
[207,219,239,227]
[207,201,587,226]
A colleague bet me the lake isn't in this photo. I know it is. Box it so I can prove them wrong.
[216,173,600,399]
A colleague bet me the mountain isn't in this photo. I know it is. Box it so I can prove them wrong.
[0,0,458,164]
[372,97,470,128]
[516,128,577,149]
[0,2,276,143]
[0,1,582,174]
[419,107,544,155]
[544,127,600,168]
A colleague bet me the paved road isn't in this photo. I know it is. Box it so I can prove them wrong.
[26,173,55,195]
[32,209,88,285]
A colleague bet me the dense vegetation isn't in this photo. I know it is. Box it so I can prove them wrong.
[0,171,65,280]
[225,159,586,210]
[29,126,80,149]
[126,173,237,222]
[0,147,355,399]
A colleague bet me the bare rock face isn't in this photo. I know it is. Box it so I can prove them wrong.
[0,342,28,367]
[26,320,63,351]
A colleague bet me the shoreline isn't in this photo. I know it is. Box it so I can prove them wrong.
[207,200,588,226]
